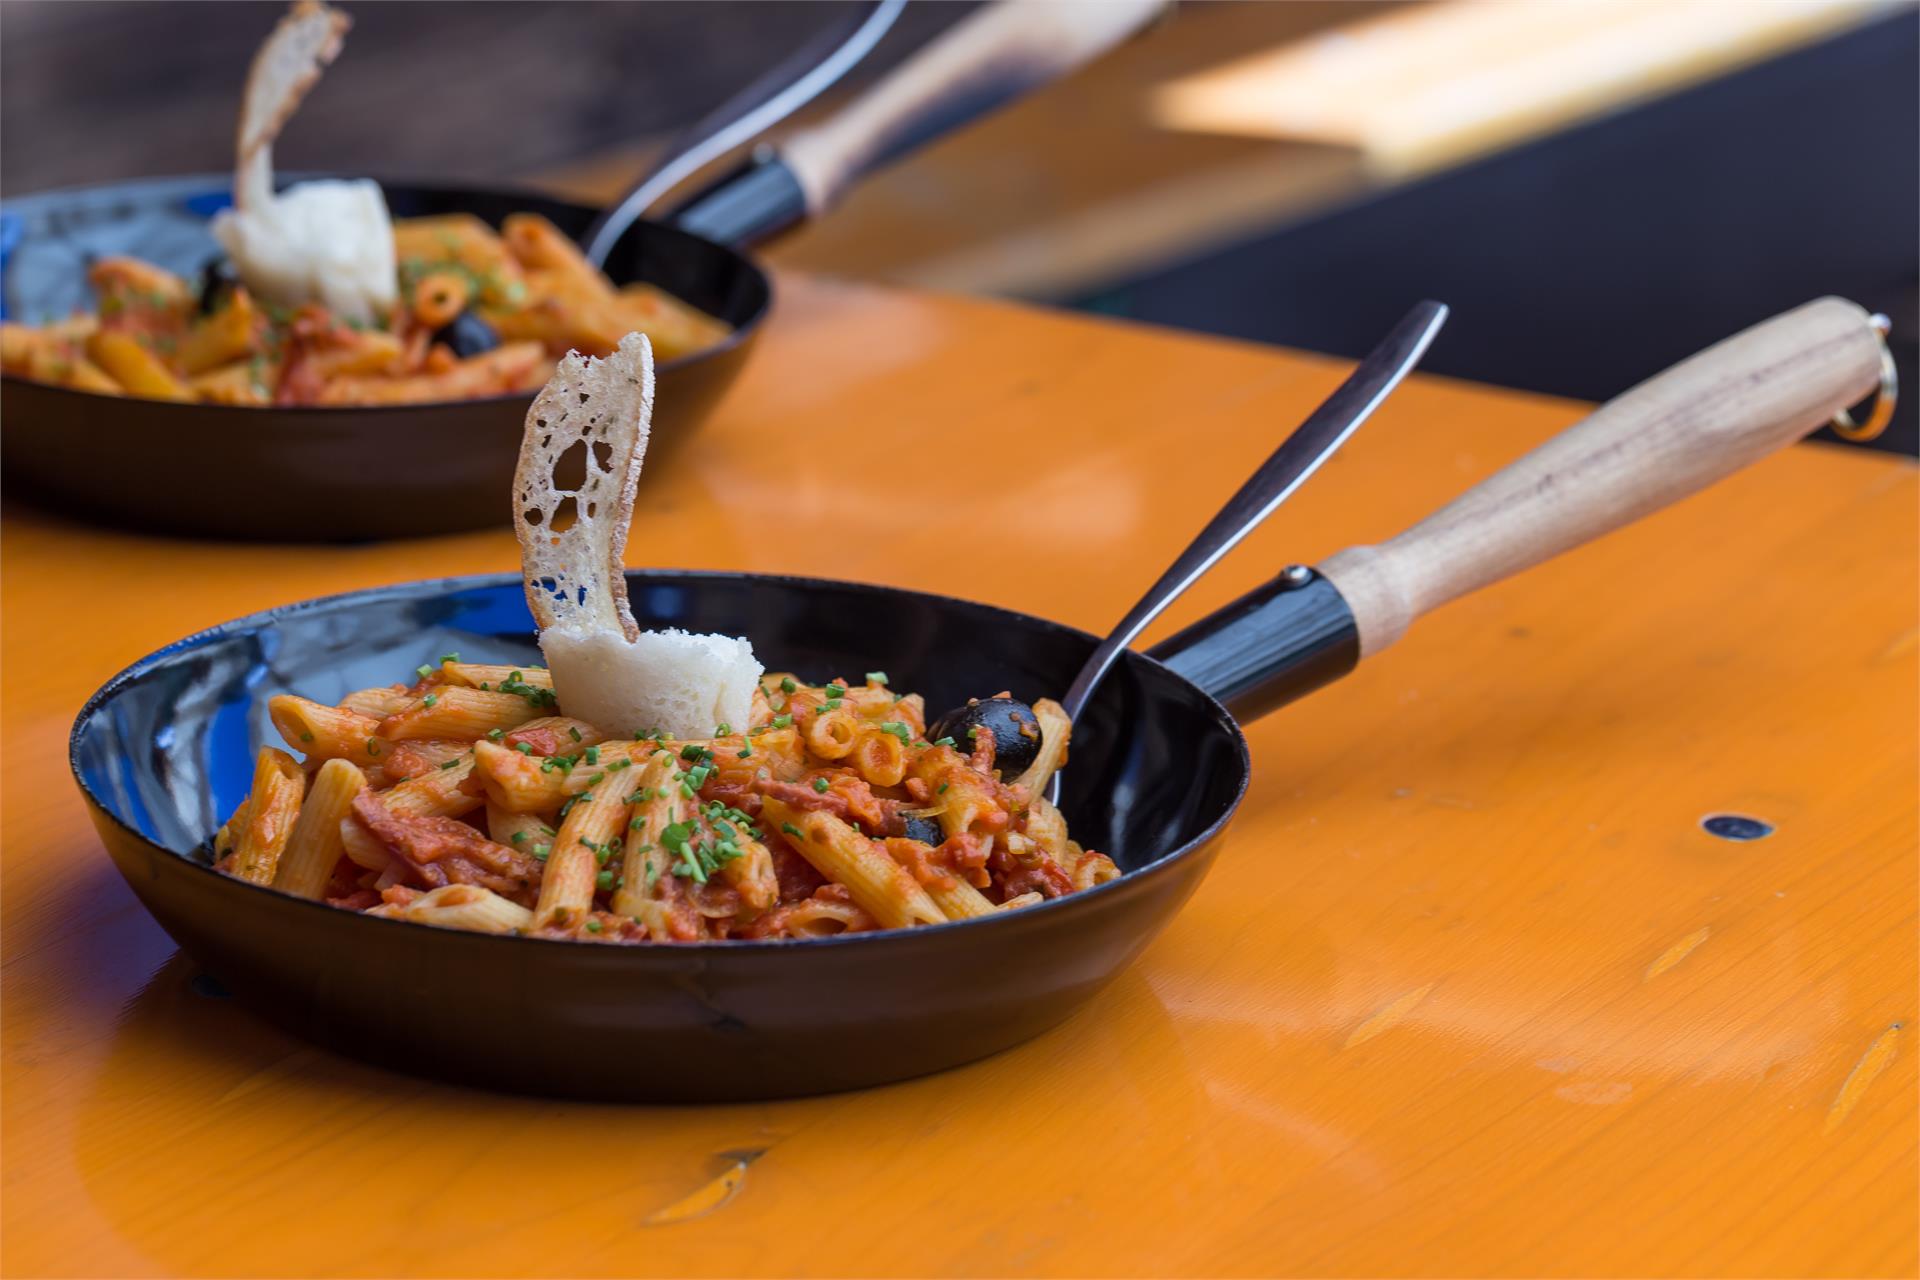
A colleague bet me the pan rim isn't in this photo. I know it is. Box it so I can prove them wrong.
[0,171,770,413]
[70,568,1252,956]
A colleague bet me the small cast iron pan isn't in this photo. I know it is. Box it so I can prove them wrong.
[68,299,1886,1100]
[0,0,1164,540]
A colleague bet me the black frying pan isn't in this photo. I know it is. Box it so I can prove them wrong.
[0,0,1164,540]
[67,299,1887,1100]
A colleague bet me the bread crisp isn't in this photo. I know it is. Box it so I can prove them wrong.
[513,332,762,739]
[217,0,394,322]
[513,332,654,639]
[234,0,350,211]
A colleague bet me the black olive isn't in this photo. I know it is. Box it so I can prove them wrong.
[433,310,500,359]
[928,696,1042,776]
[898,814,944,845]
[196,256,241,315]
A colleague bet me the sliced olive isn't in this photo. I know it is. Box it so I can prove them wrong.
[433,310,499,359]
[928,696,1041,776]
[899,814,944,845]
[196,256,241,315]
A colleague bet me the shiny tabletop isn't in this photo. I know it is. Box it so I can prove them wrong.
[3,274,1915,1278]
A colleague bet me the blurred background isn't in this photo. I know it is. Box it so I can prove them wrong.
[3,0,1914,450]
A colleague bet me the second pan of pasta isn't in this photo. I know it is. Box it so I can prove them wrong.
[0,0,1165,538]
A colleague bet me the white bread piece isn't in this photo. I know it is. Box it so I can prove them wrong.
[214,179,396,324]
[513,331,762,739]
[539,627,760,740]
[212,0,396,323]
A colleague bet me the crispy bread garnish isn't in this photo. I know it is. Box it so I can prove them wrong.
[234,0,351,210]
[513,332,655,640]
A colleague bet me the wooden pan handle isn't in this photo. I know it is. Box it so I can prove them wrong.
[779,0,1166,215]
[1319,297,1889,656]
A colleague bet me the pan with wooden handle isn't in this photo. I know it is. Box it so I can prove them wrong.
[69,298,1897,1100]
[2,0,1167,540]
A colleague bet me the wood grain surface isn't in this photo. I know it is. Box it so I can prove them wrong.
[1,273,1915,1278]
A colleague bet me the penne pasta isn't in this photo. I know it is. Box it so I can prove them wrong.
[763,799,944,929]
[229,747,307,885]
[401,884,534,934]
[339,684,414,719]
[379,687,545,741]
[272,757,367,899]
[189,360,271,405]
[611,756,686,933]
[847,725,909,788]
[532,768,631,932]
[177,289,261,374]
[486,803,554,854]
[502,213,613,297]
[1024,795,1070,864]
[270,694,385,766]
[86,331,191,401]
[611,282,733,361]
[805,708,862,760]
[779,897,874,938]
[437,662,554,691]
[1009,698,1071,794]
[882,836,995,921]
[720,835,778,914]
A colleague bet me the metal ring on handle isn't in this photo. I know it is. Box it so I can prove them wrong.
[1830,313,1897,442]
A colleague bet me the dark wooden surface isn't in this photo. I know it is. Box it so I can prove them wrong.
[0,1,967,193]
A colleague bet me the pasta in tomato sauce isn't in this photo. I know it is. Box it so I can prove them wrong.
[219,665,1117,942]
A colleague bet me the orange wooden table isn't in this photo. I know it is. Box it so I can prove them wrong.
[3,274,1915,1278]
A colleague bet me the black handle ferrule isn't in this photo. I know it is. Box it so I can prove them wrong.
[1147,568,1359,724]
[662,155,809,249]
